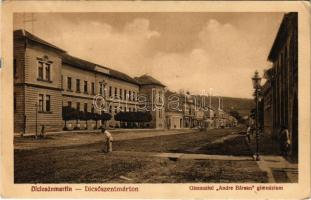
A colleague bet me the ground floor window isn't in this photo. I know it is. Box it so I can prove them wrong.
[46,95,51,112]
[38,94,44,112]
[38,94,51,113]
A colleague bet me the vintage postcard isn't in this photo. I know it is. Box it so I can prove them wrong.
[0,1,310,199]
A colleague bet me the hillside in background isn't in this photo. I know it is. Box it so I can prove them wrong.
[209,96,255,117]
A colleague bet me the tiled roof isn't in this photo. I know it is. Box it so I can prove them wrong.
[14,29,139,85]
[135,74,166,87]
[109,69,139,85]
[62,54,97,71]
[62,54,138,85]
[14,29,66,53]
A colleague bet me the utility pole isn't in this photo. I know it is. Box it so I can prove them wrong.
[209,88,212,108]
[218,96,221,110]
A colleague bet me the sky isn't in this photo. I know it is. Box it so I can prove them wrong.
[14,12,284,98]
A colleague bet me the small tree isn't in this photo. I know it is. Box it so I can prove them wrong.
[81,111,93,130]
[138,112,152,128]
[100,112,112,128]
[62,106,76,130]
[114,111,152,128]
[91,113,101,129]
[73,110,84,130]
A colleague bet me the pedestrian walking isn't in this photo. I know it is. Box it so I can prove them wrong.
[279,125,290,157]
[246,126,251,142]
[102,128,113,153]
[40,125,45,138]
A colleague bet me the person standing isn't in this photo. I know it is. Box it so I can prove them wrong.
[102,128,113,153]
[280,126,290,157]
[246,126,251,142]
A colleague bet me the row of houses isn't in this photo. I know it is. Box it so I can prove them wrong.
[261,12,298,158]
[13,29,237,134]
[164,90,237,130]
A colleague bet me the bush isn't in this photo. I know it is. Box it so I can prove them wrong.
[101,112,112,121]
[62,106,77,130]
[114,111,152,123]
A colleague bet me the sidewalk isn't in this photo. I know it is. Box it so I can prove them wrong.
[110,150,253,161]
[246,133,298,183]
[256,155,298,183]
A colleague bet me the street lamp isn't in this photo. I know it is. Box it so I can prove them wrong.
[252,70,262,161]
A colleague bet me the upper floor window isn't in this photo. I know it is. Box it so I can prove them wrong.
[67,77,72,91]
[13,59,17,78]
[76,79,80,92]
[68,101,72,108]
[129,91,132,101]
[120,88,123,100]
[84,103,88,112]
[114,87,117,98]
[91,82,95,95]
[37,57,52,82]
[45,63,51,81]
[76,102,80,111]
[109,86,112,97]
[124,90,127,100]
[84,81,88,94]
[100,83,103,95]
[38,62,44,80]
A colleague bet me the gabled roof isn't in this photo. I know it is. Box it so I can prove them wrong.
[14,29,66,53]
[135,74,166,87]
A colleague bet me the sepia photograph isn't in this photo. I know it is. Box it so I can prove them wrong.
[11,11,299,184]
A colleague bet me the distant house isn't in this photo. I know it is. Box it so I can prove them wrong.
[165,90,183,129]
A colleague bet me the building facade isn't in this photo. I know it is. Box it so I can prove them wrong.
[14,30,65,134]
[14,30,161,133]
[135,75,166,129]
[264,12,298,157]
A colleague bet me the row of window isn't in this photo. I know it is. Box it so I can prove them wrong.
[64,76,138,101]
[66,77,92,94]
[67,101,137,114]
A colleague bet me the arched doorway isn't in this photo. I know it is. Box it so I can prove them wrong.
[291,95,298,158]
